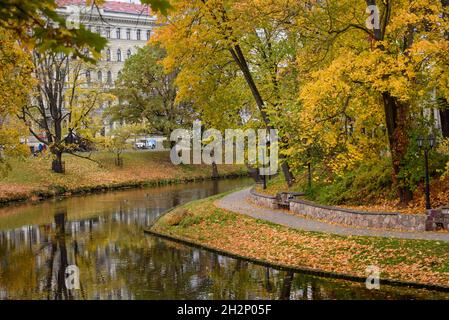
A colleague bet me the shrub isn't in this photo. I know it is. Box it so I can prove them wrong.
[307,158,393,205]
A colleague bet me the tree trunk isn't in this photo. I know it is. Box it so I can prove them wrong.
[246,164,262,183]
[211,161,219,179]
[383,93,413,204]
[52,151,64,174]
[441,1,449,138]
[281,162,294,187]
[115,153,123,167]
[229,45,294,186]
[440,101,449,139]
[367,0,413,205]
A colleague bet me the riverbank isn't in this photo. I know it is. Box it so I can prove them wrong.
[148,192,449,290]
[0,151,247,206]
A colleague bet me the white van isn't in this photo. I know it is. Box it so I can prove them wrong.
[135,139,156,150]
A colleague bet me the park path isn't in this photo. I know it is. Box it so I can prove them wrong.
[216,188,449,242]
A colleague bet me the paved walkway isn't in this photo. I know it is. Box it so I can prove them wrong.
[216,188,449,242]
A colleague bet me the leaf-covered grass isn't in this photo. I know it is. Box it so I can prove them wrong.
[152,195,449,287]
[255,161,449,214]
[0,151,246,202]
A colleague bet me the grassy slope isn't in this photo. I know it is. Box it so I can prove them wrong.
[0,151,246,202]
[151,194,449,288]
[255,174,449,214]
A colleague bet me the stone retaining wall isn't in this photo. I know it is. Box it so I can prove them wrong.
[249,188,278,209]
[250,188,427,232]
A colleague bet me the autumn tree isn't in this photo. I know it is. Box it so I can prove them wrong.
[0,0,170,174]
[0,0,171,55]
[0,0,106,58]
[281,0,449,204]
[0,28,34,176]
[154,0,302,185]
[96,123,145,167]
[150,0,449,203]
[437,0,449,138]
[109,45,194,137]
[19,50,114,173]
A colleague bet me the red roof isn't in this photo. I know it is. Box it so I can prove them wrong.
[56,0,150,16]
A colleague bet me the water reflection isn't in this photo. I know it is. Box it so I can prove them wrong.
[0,178,448,300]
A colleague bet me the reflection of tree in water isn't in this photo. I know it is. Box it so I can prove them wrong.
[113,238,212,299]
[172,193,181,208]
[2,209,449,300]
[115,237,299,300]
[2,179,449,299]
[46,212,74,300]
[212,180,219,195]
[264,267,274,293]
[279,272,294,300]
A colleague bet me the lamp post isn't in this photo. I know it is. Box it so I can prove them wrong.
[262,149,267,190]
[307,162,312,190]
[302,138,312,191]
[417,135,436,210]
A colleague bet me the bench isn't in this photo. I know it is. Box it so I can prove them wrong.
[275,192,304,209]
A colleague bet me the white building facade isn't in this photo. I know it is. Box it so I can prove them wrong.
[56,0,157,135]
[57,0,156,84]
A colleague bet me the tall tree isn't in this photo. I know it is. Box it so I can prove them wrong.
[0,28,34,176]
[19,51,114,173]
[290,0,449,204]
[109,45,194,137]
[154,0,301,185]
[96,123,146,167]
[438,0,449,138]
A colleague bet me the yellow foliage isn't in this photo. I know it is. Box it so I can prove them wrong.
[0,28,34,176]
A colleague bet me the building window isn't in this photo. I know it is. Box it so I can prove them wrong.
[136,29,141,40]
[117,49,122,62]
[96,26,101,34]
[86,70,91,85]
[107,71,112,84]
[87,25,92,31]
[116,28,121,39]
[127,49,131,59]
[146,30,151,40]
[106,49,111,61]
[106,27,111,38]
[126,28,131,40]
[97,71,102,83]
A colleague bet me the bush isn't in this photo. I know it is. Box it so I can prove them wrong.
[398,134,449,192]
[438,138,449,178]
[307,158,393,205]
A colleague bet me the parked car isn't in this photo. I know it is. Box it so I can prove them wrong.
[134,139,157,150]
[135,142,146,149]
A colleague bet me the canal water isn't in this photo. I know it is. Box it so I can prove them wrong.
[0,178,447,300]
